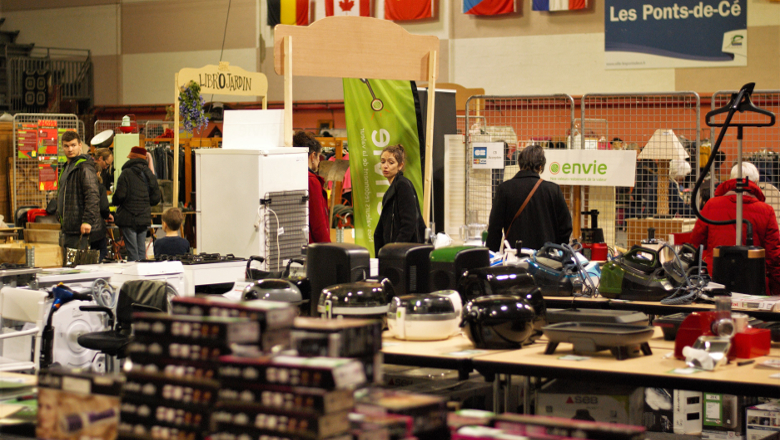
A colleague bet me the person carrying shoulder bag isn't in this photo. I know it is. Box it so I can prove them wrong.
[485,144,572,252]
[113,146,161,261]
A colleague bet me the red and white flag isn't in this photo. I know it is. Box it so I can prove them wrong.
[326,0,371,16]
[385,0,434,21]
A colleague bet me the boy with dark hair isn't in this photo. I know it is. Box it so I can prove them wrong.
[56,130,103,258]
[153,208,190,257]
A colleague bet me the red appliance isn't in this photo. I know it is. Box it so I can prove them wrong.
[674,311,771,360]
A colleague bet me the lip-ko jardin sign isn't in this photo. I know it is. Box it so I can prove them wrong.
[541,150,637,187]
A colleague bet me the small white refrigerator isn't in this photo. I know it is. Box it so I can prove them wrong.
[195,148,309,270]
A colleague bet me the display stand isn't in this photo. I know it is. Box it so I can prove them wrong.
[172,62,268,208]
[273,16,440,224]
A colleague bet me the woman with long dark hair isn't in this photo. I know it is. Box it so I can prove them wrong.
[373,144,425,255]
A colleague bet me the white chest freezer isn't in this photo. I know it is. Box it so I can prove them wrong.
[195,148,308,270]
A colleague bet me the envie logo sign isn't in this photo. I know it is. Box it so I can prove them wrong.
[540,150,637,187]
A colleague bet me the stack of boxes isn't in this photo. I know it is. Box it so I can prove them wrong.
[118,297,297,440]
[291,317,384,384]
[212,355,366,440]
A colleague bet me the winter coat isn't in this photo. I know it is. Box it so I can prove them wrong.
[690,178,780,295]
[56,155,103,238]
[486,170,572,252]
[308,169,331,243]
[373,171,426,256]
[112,158,162,230]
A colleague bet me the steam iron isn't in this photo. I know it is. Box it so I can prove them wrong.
[599,245,677,301]
[527,243,582,297]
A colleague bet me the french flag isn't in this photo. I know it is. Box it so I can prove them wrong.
[532,0,587,11]
[464,0,515,15]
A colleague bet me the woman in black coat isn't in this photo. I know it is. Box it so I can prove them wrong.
[112,146,161,261]
[373,144,426,256]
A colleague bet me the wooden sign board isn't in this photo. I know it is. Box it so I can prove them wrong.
[178,62,268,99]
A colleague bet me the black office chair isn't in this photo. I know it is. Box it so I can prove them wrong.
[77,280,173,372]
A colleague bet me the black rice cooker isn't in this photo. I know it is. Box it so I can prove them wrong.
[461,295,536,349]
[457,265,536,304]
[317,279,394,321]
[242,279,303,304]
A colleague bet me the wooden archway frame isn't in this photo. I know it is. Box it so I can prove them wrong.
[173,61,268,207]
[273,16,439,225]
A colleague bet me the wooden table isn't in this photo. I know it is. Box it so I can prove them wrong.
[381,331,512,410]
[544,296,780,322]
[381,332,507,380]
[472,340,780,403]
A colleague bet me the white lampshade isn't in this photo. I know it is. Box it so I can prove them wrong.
[638,129,689,160]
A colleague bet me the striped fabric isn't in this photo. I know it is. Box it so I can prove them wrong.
[532,0,587,11]
[268,0,309,26]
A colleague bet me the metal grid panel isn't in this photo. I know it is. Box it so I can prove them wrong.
[94,120,122,136]
[264,190,309,272]
[12,113,79,216]
[464,95,575,231]
[582,92,701,250]
[711,90,780,224]
[144,120,171,139]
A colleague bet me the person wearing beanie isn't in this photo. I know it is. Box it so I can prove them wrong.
[112,145,162,261]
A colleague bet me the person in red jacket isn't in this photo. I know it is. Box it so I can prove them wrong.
[690,163,780,295]
[294,132,331,243]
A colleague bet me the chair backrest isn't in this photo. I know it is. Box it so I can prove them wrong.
[115,280,171,331]
[1,287,47,323]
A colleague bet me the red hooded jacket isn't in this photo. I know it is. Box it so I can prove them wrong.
[690,179,780,295]
[308,170,331,243]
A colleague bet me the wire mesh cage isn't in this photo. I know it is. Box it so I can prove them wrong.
[94,120,123,136]
[581,92,701,250]
[12,113,80,219]
[264,190,309,273]
[144,120,171,139]
[464,94,575,237]
[710,90,780,225]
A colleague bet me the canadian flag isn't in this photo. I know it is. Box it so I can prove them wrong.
[326,0,371,16]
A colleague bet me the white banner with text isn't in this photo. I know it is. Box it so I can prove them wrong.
[540,150,637,187]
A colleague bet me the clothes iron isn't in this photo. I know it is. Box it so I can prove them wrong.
[599,245,677,301]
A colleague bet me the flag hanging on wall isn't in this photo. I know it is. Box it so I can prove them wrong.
[326,0,371,16]
[268,0,309,26]
[464,0,514,15]
[532,0,587,11]
[385,0,434,21]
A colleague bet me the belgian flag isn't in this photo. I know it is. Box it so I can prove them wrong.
[268,0,309,26]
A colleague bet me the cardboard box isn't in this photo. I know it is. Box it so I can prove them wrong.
[702,393,760,440]
[534,379,643,426]
[746,401,780,440]
[37,369,123,440]
[674,390,703,435]
[643,388,674,433]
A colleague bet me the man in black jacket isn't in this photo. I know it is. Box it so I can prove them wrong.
[113,146,161,261]
[486,145,572,252]
[57,131,103,254]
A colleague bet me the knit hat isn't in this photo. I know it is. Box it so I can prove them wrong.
[128,146,147,159]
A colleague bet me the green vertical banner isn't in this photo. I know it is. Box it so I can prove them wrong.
[343,78,423,257]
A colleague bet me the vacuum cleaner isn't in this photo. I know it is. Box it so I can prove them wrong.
[691,83,776,295]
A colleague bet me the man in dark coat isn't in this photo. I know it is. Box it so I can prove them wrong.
[57,131,103,254]
[486,144,572,252]
[113,146,161,261]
